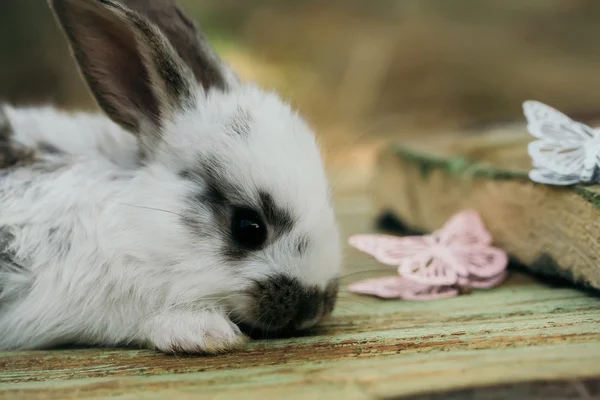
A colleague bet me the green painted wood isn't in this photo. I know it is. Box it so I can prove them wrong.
[1,164,599,399]
[397,378,600,400]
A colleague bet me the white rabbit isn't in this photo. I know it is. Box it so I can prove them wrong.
[0,0,340,354]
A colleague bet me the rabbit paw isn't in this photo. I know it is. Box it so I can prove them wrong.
[143,309,248,354]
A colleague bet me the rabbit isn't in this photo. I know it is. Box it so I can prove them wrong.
[0,0,341,354]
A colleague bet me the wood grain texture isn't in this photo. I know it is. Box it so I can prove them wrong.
[1,150,599,399]
[395,378,600,400]
[372,126,600,290]
[1,281,599,399]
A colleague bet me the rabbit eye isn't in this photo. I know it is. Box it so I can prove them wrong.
[231,207,267,250]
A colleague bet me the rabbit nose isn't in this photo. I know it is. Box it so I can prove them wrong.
[245,275,335,332]
[291,290,323,330]
[291,279,339,331]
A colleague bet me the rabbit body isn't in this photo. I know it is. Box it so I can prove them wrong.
[0,0,340,353]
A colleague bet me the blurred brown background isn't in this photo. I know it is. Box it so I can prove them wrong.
[1,0,600,162]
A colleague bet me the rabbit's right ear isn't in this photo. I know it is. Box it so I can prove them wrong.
[117,0,240,92]
[48,0,200,152]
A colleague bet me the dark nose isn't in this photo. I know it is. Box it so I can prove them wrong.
[246,275,338,333]
[292,289,323,330]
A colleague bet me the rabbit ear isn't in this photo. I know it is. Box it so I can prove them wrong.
[117,0,239,92]
[48,0,199,151]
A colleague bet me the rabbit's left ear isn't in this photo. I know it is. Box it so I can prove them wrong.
[49,0,200,153]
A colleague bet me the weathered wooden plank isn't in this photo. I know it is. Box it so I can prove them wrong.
[1,279,599,398]
[397,378,600,400]
[2,342,600,399]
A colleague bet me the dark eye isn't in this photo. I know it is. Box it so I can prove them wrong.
[231,207,267,249]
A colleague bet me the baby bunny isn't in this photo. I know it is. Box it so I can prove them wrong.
[0,0,340,354]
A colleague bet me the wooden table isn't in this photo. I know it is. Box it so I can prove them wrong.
[1,148,599,399]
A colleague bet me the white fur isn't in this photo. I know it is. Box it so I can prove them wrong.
[0,0,340,353]
[3,105,139,169]
[0,83,340,352]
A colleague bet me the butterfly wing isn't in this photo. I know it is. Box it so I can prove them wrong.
[523,100,597,142]
[529,167,581,186]
[524,101,598,183]
[466,271,509,289]
[398,253,459,286]
[437,210,492,248]
[434,210,508,279]
[391,211,493,284]
[528,140,591,180]
[348,234,429,266]
[348,234,399,258]
[405,285,460,301]
[451,246,508,280]
[347,276,459,300]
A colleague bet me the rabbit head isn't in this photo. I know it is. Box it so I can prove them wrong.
[50,0,341,333]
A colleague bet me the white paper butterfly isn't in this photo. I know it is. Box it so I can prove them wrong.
[523,100,600,186]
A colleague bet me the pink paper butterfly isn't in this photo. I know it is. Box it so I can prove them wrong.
[347,210,508,300]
